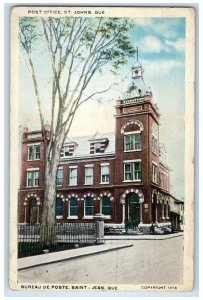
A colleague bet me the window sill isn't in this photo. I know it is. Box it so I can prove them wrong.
[103,215,111,220]
[27,159,40,161]
[27,186,39,188]
[124,149,141,152]
[56,184,63,187]
[56,215,63,220]
[123,180,141,183]
[99,182,109,185]
[68,184,78,187]
[67,216,78,220]
[83,216,93,220]
[84,183,93,186]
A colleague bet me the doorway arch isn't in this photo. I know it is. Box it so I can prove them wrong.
[120,189,144,225]
[127,193,140,227]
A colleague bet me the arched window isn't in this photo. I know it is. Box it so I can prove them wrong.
[85,197,94,216]
[55,197,63,216]
[69,197,78,217]
[102,196,111,216]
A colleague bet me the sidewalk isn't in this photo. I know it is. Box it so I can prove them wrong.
[104,232,184,241]
[18,232,183,271]
[18,242,133,271]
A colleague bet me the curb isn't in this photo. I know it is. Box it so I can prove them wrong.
[18,243,133,271]
[104,232,183,241]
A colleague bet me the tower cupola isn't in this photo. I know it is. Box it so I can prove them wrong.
[125,47,152,99]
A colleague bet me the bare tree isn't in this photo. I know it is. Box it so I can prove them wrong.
[19,16,136,228]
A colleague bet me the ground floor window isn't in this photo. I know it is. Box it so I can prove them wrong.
[30,198,37,224]
[55,197,63,216]
[69,197,78,217]
[101,196,111,216]
[85,197,94,216]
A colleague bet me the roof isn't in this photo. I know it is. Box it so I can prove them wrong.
[64,132,115,158]
[170,192,184,203]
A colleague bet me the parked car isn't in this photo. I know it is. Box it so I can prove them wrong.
[154,225,173,235]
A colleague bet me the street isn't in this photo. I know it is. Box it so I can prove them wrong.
[18,236,183,285]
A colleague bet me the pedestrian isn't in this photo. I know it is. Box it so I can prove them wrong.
[150,223,155,234]
[124,218,129,233]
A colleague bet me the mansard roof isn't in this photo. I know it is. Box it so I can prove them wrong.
[63,132,115,158]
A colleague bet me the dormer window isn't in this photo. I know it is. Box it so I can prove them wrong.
[95,143,101,153]
[89,138,109,154]
[64,146,70,157]
[63,142,77,157]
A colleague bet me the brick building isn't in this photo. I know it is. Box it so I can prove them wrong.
[18,60,172,231]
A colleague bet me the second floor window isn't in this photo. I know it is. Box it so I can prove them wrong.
[27,170,39,187]
[124,133,141,151]
[28,145,40,160]
[124,161,141,181]
[85,167,93,185]
[56,169,63,186]
[101,165,109,183]
[69,167,77,185]
[152,164,158,184]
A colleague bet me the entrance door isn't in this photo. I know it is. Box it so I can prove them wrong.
[30,198,37,224]
[128,193,140,227]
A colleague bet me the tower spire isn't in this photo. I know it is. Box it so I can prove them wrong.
[136,46,139,61]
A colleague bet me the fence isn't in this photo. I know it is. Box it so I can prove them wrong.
[18,223,96,258]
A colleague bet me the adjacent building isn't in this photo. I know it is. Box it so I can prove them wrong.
[18,59,177,231]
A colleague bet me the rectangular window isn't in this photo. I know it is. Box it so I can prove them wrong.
[56,169,63,186]
[27,170,39,187]
[101,165,109,183]
[152,164,158,183]
[85,167,93,185]
[28,145,40,160]
[69,168,77,185]
[124,161,141,181]
[124,163,132,180]
[124,133,141,151]
[134,161,141,180]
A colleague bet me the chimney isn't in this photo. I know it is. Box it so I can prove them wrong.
[23,127,28,133]
[44,121,51,132]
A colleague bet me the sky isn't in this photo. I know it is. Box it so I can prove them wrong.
[19,17,186,198]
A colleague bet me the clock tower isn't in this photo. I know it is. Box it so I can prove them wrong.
[114,53,163,228]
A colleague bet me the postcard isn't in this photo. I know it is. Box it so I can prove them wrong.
[9,6,195,292]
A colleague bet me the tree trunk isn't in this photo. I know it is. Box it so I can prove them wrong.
[40,128,65,246]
